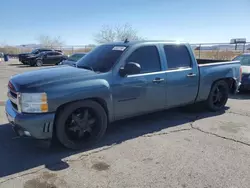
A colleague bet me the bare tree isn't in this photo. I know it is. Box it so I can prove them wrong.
[94,23,144,44]
[37,35,64,48]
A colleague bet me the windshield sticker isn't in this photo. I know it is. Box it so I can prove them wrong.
[112,46,126,51]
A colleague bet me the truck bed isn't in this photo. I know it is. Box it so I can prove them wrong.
[197,59,229,64]
[196,59,241,102]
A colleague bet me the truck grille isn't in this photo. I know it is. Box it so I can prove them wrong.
[8,81,18,111]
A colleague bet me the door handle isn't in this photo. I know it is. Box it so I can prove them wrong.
[186,73,196,77]
[152,78,165,83]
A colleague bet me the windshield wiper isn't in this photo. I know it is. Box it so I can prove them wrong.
[77,65,94,71]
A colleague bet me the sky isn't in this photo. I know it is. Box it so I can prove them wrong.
[1,0,250,46]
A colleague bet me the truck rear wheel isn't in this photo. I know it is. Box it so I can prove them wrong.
[206,80,229,111]
[55,100,107,150]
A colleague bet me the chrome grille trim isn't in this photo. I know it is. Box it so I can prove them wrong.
[8,90,17,104]
[7,83,20,112]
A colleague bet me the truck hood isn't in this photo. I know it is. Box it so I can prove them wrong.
[10,66,96,91]
[241,66,250,74]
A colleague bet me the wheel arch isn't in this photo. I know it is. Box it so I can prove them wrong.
[210,77,237,95]
[54,98,109,122]
[53,98,110,139]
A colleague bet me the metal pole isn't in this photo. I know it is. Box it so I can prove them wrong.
[243,43,246,53]
[198,44,201,59]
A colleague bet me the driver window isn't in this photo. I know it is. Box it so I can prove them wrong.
[126,46,161,74]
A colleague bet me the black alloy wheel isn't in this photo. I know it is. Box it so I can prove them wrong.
[211,85,227,108]
[65,108,97,142]
[206,80,229,111]
[56,100,107,150]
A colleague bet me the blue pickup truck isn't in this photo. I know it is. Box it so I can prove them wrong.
[5,41,241,149]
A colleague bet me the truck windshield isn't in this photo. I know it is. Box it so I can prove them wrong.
[77,44,127,72]
[68,53,86,62]
[31,49,39,54]
[233,55,250,66]
[232,55,244,61]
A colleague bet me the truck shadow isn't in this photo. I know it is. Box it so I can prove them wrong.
[7,63,22,66]
[0,106,228,178]
[15,65,31,68]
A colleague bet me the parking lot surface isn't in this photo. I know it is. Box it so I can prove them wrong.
[0,60,250,188]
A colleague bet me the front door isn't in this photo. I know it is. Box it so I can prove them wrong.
[112,75,148,119]
[113,45,166,119]
[163,44,199,107]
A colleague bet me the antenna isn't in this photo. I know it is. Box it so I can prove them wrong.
[124,38,129,43]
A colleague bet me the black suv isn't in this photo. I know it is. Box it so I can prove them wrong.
[27,51,68,66]
[19,48,53,65]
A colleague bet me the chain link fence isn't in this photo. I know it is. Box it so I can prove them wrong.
[190,42,250,60]
[0,45,96,57]
[1,42,250,60]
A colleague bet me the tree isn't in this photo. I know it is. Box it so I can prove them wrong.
[94,23,144,44]
[37,35,64,48]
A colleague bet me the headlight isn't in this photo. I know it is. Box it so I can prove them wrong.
[18,93,48,113]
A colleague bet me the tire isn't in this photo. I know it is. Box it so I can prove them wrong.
[205,80,229,111]
[36,59,43,67]
[55,100,108,150]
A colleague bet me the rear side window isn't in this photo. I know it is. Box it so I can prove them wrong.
[46,52,54,55]
[53,52,62,55]
[126,46,161,73]
[48,52,61,56]
[164,45,192,69]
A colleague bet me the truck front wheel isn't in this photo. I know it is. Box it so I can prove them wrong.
[206,80,229,111]
[55,100,108,150]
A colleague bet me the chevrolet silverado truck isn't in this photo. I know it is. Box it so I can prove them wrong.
[5,41,241,150]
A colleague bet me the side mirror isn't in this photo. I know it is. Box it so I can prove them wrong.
[119,62,141,77]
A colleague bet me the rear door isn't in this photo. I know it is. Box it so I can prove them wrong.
[163,44,199,107]
[125,45,167,112]
[43,52,54,64]
[45,52,63,64]
[52,52,64,64]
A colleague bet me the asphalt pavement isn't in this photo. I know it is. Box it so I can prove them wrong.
[0,60,250,188]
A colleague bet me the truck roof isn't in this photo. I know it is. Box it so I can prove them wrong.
[105,40,189,46]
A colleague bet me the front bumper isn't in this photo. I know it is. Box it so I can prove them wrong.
[239,83,250,91]
[5,100,55,139]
